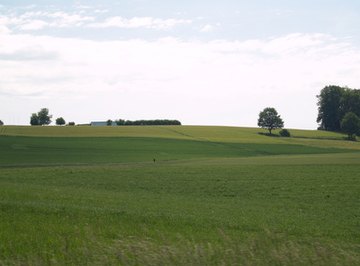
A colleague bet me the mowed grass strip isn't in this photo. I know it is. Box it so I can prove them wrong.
[0,135,355,166]
[0,155,359,265]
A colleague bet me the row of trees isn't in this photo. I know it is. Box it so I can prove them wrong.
[29,108,181,126]
[317,85,360,139]
[108,119,181,126]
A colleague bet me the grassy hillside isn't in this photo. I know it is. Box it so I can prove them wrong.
[0,124,349,140]
[0,126,359,265]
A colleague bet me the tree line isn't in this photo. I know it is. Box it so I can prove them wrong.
[110,119,181,126]
[27,108,181,126]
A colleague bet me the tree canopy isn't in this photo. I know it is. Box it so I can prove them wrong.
[0,120,3,126]
[317,85,360,131]
[30,108,52,126]
[55,117,66,125]
[258,107,284,134]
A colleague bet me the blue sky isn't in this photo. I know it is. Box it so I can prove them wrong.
[1,1,360,128]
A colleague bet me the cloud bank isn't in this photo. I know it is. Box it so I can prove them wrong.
[0,24,359,128]
[0,11,191,31]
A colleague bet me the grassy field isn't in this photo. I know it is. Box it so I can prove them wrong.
[0,126,359,265]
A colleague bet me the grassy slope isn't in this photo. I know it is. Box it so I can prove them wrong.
[0,126,359,265]
[0,125,351,141]
[2,125,360,150]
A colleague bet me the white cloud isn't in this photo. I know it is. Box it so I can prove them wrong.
[18,19,48,30]
[88,16,192,30]
[0,11,95,31]
[46,11,94,27]
[200,24,215,33]
[94,9,109,14]
[2,11,188,32]
[0,25,10,34]
[0,31,359,128]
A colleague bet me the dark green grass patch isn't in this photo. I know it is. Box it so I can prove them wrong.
[0,136,353,167]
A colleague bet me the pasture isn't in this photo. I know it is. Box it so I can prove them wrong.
[0,126,359,265]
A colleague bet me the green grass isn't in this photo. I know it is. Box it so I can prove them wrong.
[0,125,359,265]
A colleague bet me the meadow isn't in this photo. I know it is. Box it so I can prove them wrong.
[0,126,359,265]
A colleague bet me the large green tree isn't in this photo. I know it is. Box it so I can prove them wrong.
[30,108,52,126]
[258,107,284,135]
[316,85,344,131]
[38,108,52,125]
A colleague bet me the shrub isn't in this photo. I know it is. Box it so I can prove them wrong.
[279,129,291,137]
[68,122,75,126]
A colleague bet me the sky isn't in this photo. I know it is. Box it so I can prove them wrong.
[1,1,360,129]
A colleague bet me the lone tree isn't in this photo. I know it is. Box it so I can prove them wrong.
[0,120,3,126]
[30,108,52,126]
[341,112,360,140]
[55,117,66,126]
[258,107,284,135]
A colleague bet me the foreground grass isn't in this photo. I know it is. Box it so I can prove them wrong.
[1,155,360,265]
[0,126,359,265]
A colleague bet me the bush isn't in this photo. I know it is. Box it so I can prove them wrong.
[279,129,291,137]
[68,122,75,126]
